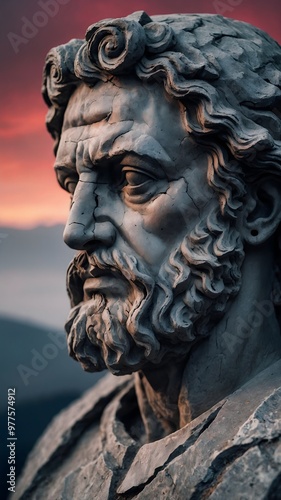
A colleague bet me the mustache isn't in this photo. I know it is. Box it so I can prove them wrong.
[64,208,246,375]
[65,248,163,360]
[66,248,179,337]
[66,248,155,303]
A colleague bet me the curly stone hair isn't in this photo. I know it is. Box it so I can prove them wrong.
[42,11,281,321]
[42,11,281,215]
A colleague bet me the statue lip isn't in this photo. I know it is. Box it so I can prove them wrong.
[83,274,127,297]
[88,267,113,279]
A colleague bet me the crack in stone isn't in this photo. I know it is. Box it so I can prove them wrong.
[266,471,281,499]
[94,192,98,211]
[189,436,281,500]
[182,176,201,214]
[117,404,224,498]
[108,444,140,500]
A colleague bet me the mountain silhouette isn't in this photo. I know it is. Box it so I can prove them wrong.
[0,316,104,497]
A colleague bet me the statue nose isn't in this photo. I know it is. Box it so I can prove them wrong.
[63,181,116,250]
[63,220,116,250]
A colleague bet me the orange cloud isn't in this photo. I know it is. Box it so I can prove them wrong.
[0,112,45,138]
[1,0,280,228]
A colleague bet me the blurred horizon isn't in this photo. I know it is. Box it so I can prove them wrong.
[0,224,74,328]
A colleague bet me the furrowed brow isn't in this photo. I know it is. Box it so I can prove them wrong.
[89,132,173,170]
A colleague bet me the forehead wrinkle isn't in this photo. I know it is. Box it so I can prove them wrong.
[62,85,116,130]
[59,87,182,172]
[107,131,173,170]
[86,120,135,165]
[110,85,150,123]
[62,127,174,171]
[57,120,134,169]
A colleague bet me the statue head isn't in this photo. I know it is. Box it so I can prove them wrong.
[43,12,281,376]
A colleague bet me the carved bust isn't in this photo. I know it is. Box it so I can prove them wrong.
[16,12,281,499]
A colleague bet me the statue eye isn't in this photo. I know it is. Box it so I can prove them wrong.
[119,162,163,204]
[123,170,152,187]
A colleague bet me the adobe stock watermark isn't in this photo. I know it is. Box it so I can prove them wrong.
[0,233,8,245]
[7,0,71,55]
[213,0,244,15]
[223,299,274,354]
[17,331,66,386]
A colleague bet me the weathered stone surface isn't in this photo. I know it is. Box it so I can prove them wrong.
[207,444,281,500]
[61,456,113,500]
[118,401,223,494]
[14,10,281,499]
[14,373,131,499]
[120,361,281,499]
[15,361,281,499]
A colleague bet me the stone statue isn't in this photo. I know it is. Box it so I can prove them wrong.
[16,11,281,499]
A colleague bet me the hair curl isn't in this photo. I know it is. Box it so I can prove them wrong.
[42,12,281,200]
[42,11,281,318]
[43,22,281,216]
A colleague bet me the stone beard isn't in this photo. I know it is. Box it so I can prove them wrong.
[40,11,281,382]
[66,209,244,375]
[13,12,281,500]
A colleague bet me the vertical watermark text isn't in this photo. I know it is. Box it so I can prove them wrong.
[7,388,16,494]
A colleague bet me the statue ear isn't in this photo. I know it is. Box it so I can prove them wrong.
[241,179,281,245]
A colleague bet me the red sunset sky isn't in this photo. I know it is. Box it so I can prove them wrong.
[1,0,281,228]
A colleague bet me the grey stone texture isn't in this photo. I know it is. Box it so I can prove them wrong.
[16,362,281,498]
[14,11,281,499]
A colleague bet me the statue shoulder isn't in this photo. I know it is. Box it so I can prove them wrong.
[14,362,281,499]
[15,373,132,500]
[119,360,281,499]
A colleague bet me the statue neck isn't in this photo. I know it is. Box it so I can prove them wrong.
[135,243,281,440]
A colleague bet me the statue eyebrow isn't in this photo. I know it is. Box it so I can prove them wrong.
[88,133,174,172]
[84,151,169,183]
[54,131,174,178]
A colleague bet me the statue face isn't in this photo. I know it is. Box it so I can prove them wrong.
[55,77,244,375]
[57,77,212,273]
